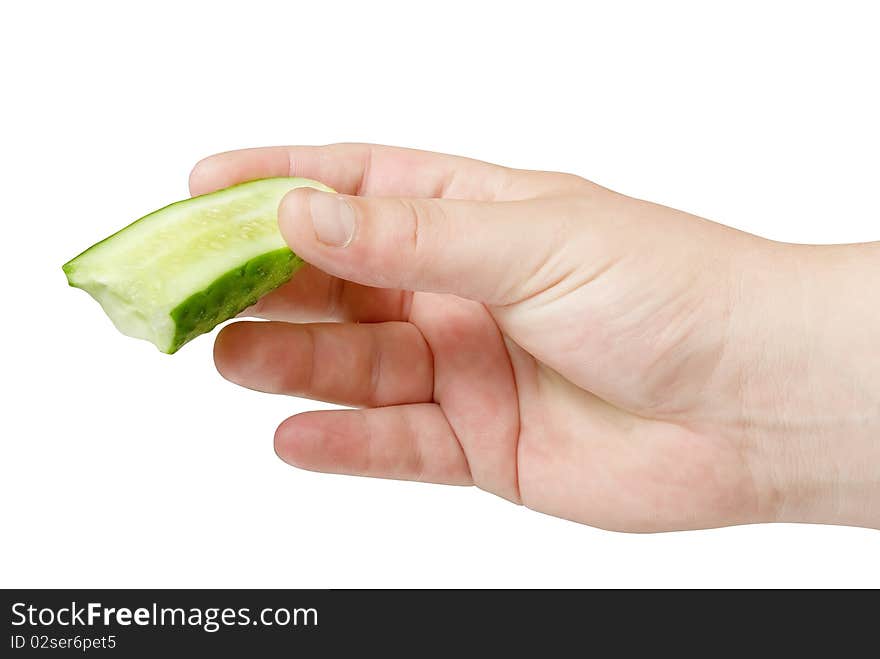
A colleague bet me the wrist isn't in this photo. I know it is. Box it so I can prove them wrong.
[746,241,880,528]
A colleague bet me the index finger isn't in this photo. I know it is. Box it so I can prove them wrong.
[189,143,516,200]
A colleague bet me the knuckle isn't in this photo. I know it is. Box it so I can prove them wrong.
[378,197,440,288]
[555,171,590,190]
[395,198,427,254]
[358,196,448,290]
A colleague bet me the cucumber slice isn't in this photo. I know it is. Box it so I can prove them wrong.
[63,177,333,353]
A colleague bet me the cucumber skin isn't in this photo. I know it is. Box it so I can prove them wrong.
[63,177,333,354]
[167,248,302,354]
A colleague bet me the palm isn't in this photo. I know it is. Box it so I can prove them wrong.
[413,287,760,532]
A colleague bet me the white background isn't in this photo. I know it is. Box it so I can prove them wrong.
[2,0,878,588]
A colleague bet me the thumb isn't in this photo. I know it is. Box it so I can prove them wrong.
[277,188,575,305]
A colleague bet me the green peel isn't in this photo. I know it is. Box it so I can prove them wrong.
[63,177,332,353]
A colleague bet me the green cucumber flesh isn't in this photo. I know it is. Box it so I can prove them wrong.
[63,177,333,353]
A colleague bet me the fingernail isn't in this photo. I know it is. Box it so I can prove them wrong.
[310,192,355,247]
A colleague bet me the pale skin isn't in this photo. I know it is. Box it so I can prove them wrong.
[189,144,880,532]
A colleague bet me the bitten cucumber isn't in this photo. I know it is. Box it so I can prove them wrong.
[63,177,332,353]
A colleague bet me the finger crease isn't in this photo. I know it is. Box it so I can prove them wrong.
[403,199,423,256]
[356,146,374,196]
[398,292,414,322]
[368,334,384,406]
[435,168,456,198]
[359,409,375,475]
[327,277,345,319]
[301,326,317,394]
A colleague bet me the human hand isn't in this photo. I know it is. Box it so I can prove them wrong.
[190,144,880,532]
